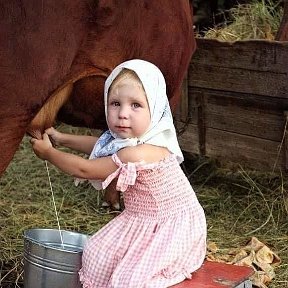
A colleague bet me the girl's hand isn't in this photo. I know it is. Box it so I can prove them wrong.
[45,127,62,146]
[30,133,53,160]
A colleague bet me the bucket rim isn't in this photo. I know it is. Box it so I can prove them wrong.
[23,228,88,253]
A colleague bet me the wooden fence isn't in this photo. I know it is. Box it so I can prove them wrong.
[175,38,288,172]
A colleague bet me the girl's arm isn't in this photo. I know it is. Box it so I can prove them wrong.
[46,127,98,154]
[31,133,117,179]
[31,133,170,179]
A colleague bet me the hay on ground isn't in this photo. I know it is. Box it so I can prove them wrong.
[0,124,287,287]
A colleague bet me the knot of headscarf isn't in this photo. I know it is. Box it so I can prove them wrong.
[89,130,140,160]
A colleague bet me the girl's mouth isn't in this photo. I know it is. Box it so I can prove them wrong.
[116,126,130,130]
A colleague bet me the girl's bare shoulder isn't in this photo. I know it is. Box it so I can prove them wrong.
[117,144,170,164]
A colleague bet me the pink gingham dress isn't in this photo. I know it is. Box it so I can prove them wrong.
[79,153,207,288]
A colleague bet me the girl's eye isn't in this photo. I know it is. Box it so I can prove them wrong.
[132,103,140,108]
[110,101,120,106]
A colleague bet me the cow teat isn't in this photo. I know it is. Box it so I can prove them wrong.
[26,129,43,140]
[27,84,73,140]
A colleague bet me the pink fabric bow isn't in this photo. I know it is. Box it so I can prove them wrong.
[102,155,138,192]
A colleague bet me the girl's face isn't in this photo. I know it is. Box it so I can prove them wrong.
[107,77,151,139]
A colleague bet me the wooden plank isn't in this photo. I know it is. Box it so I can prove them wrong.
[176,121,199,155]
[178,123,284,171]
[188,89,287,142]
[193,39,288,73]
[188,64,288,98]
[284,111,288,171]
[276,1,288,41]
[189,39,288,98]
[179,74,189,122]
[205,128,282,171]
[174,76,188,122]
[205,103,284,142]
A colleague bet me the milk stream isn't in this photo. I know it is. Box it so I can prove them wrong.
[45,160,64,248]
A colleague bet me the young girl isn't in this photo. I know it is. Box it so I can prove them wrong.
[31,59,207,288]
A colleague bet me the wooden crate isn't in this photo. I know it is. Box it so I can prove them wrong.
[176,38,288,171]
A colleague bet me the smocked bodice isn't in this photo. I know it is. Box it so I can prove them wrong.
[102,154,199,219]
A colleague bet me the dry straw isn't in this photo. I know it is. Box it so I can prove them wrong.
[202,0,283,41]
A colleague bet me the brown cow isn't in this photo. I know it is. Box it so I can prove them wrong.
[0,0,195,176]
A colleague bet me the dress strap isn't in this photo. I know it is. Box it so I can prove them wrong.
[102,154,138,192]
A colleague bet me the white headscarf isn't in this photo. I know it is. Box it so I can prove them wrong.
[77,59,183,189]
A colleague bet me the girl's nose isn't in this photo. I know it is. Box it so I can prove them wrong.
[118,106,129,119]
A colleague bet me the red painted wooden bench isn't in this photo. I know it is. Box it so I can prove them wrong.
[171,261,254,288]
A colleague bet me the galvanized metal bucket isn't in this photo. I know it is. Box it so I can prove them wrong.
[23,228,89,288]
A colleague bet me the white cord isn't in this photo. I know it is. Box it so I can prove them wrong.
[45,160,64,247]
